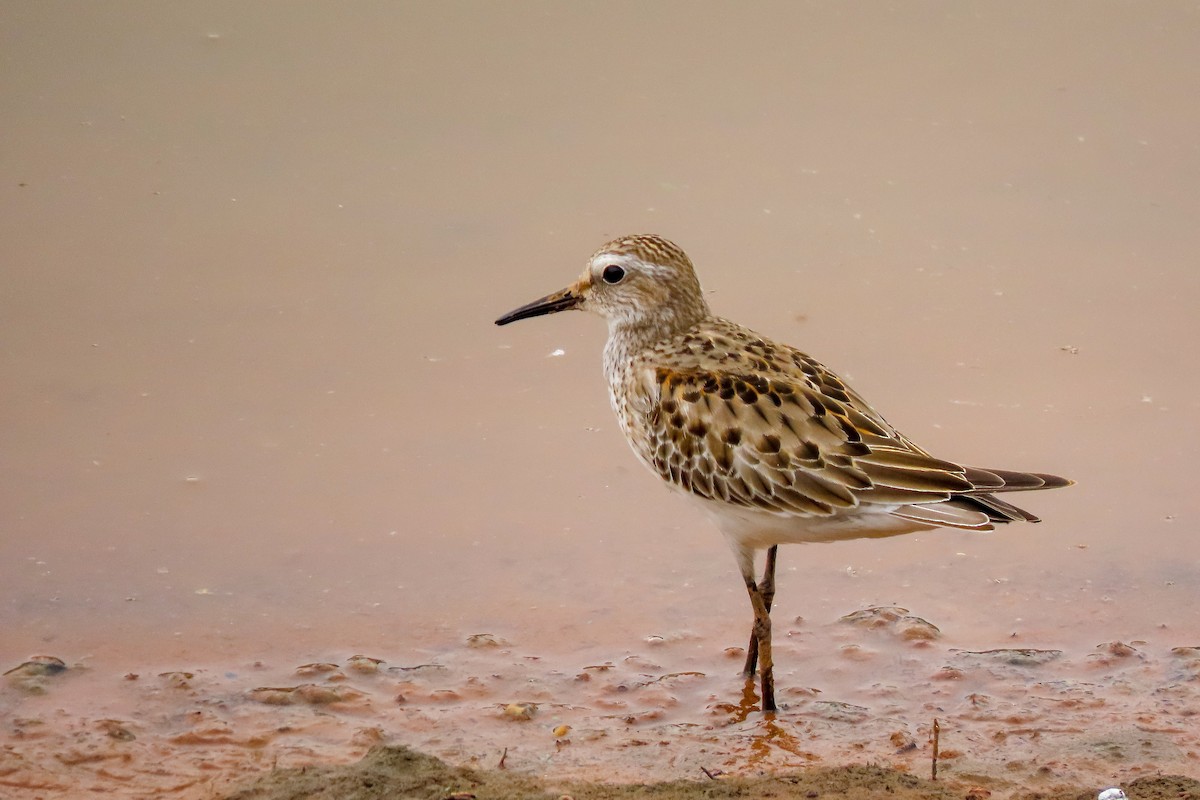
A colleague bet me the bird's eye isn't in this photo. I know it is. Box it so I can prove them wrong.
[602,265,626,284]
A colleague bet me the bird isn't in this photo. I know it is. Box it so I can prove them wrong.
[494,233,1072,713]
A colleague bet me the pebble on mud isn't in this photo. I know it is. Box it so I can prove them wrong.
[1169,646,1200,679]
[346,655,385,674]
[97,719,136,741]
[810,700,870,723]
[953,648,1064,668]
[840,606,909,628]
[839,644,875,662]
[466,633,508,648]
[4,656,67,694]
[158,671,194,689]
[248,684,365,706]
[387,663,445,675]
[295,662,341,677]
[897,616,941,641]
[503,702,537,720]
[4,655,67,677]
[932,666,965,680]
[350,726,386,748]
[1088,641,1142,667]
[839,607,941,641]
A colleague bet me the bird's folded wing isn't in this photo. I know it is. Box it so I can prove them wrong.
[633,364,983,518]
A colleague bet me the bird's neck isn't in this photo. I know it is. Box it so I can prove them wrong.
[601,307,710,381]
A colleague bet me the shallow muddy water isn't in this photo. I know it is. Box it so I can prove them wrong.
[2,2,1198,797]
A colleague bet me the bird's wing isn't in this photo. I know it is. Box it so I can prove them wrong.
[632,362,991,523]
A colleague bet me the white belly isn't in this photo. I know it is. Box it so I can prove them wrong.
[694,495,934,550]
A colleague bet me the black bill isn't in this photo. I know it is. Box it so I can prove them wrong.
[495,288,580,326]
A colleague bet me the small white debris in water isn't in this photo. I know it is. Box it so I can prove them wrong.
[1097,788,1126,800]
[548,348,565,357]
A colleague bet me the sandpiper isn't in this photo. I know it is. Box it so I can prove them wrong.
[495,234,1071,713]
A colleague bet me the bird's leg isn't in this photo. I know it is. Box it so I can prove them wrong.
[739,555,777,714]
[742,545,778,678]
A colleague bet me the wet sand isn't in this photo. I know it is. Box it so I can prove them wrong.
[2,2,1199,798]
[5,609,1200,797]
[232,751,1200,800]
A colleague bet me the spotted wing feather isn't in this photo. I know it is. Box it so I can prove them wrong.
[629,319,1068,531]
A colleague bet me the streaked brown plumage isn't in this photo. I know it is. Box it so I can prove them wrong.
[495,233,1072,713]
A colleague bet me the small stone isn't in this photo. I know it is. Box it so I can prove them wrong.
[248,684,364,706]
[840,606,908,629]
[952,648,1063,668]
[292,684,357,705]
[504,702,538,720]
[4,655,67,678]
[97,719,136,741]
[248,687,296,705]
[897,616,941,641]
[466,633,507,648]
[295,662,340,677]
[810,700,869,723]
[350,726,385,747]
[1095,641,1139,658]
[4,656,68,694]
[346,655,385,674]
[158,671,194,689]
[839,644,874,662]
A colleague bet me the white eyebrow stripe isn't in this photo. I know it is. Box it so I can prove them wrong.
[591,253,671,279]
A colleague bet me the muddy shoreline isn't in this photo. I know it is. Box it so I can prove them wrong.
[5,612,1199,799]
[220,744,1200,800]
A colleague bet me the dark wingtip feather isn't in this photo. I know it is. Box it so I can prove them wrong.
[1033,473,1074,489]
[969,468,1073,492]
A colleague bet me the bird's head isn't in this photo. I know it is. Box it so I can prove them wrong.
[495,234,710,335]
